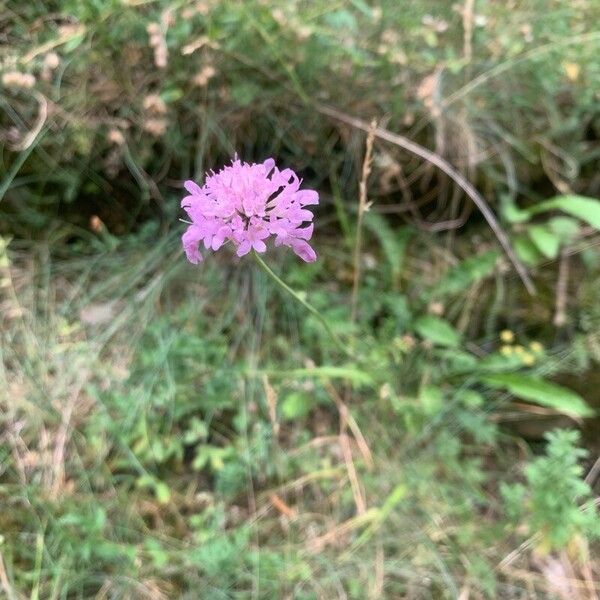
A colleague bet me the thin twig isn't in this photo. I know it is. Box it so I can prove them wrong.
[261,374,279,439]
[369,540,385,599]
[318,104,536,295]
[9,92,47,152]
[0,550,17,600]
[50,372,89,500]
[268,493,296,518]
[351,120,376,324]
[21,25,87,64]
[462,0,475,68]
[326,382,373,470]
[340,432,367,515]
[584,454,600,487]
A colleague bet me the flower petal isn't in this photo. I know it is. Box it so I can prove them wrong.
[236,240,252,257]
[295,190,319,205]
[290,239,317,263]
[184,180,202,195]
[181,225,204,264]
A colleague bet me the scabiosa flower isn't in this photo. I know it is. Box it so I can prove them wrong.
[181,157,318,264]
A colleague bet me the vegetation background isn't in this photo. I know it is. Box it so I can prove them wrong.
[1,0,600,598]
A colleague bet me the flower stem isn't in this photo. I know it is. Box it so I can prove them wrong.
[252,251,352,357]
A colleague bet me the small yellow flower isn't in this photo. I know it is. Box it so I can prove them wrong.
[500,329,514,343]
[521,352,536,366]
[500,345,513,356]
[513,345,525,355]
[563,61,580,82]
[529,341,544,353]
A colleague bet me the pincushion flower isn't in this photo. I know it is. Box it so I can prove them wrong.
[181,157,318,264]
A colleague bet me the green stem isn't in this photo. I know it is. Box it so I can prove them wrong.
[252,251,352,357]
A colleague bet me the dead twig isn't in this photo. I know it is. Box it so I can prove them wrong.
[9,92,48,152]
[368,539,385,599]
[584,454,600,487]
[351,120,376,324]
[262,374,279,439]
[340,432,366,516]
[50,371,90,500]
[0,550,18,600]
[318,104,536,295]
[325,382,373,470]
[269,493,296,518]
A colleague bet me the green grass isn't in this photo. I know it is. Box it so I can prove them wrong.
[1,0,600,597]
[1,220,599,598]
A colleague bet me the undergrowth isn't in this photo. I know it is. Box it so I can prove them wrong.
[1,220,599,598]
[1,0,600,598]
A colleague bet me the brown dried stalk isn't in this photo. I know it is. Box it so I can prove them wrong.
[351,120,377,324]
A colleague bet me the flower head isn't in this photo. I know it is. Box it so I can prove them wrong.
[181,158,318,264]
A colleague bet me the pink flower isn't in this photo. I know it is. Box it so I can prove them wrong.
[181,158,318,264]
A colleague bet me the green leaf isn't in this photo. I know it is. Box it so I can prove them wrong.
[161,88,183,103]
[364,215,413,283]
[500,195,529,224]
[528,224,561,259]
[431,250,499,297]
[548,217,580,241]
[281,392,313,421]
[63,32,86,53]
[155,482,171,505]
[514,236,542,266]
[437,348,479,373]
[528,195,600,230]
[183,417,208,444]
[455,389,485,408]
[482,374,593,418]
[349,0,373,16]
[414,315,461,348]
[419,385,444,415]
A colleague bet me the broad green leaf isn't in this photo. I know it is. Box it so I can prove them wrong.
[482,373,593,418]
[500,195,529,223]
[514,236,542,266]
[528,224,561,259]
[528,195,600,230]
[414,315,461,348]
[548,216,580,241]
[431,250,499,296]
